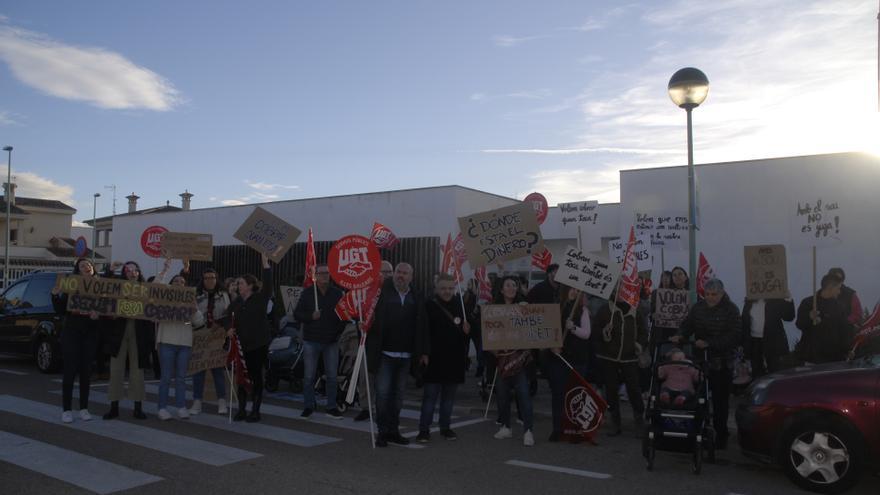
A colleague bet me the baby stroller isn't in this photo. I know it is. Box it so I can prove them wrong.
[643,342,716,474]
[265,318,305,393]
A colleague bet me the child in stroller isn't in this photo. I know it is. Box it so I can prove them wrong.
[643,342,716,474]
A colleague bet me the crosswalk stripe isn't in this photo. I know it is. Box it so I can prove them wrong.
[63,390,341,448]
[0,431,163,494]
[0,368,28,375]
[0,395,261,466]
[504,460,612,479]
[401,417,488,438]
[265,390,445,421]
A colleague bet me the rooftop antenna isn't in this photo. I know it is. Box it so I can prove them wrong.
[104,184,117,215]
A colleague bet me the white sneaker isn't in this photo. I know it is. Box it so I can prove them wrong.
[523,430,535,446]
[494,426,512,439]
[216,398,228,415]
[157,408,172,421]
[79,409,92,421]
[178,407,190,420]
[61,410,74,423]
[189,399,202,415]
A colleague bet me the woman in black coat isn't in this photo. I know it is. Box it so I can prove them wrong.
[416,274,470,442]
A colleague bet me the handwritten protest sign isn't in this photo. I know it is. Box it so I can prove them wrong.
[634,211,689,250]
[161,232,213,261]
[792,197,841,247]
[280,285,303,318]
[54,274,196,322]
[187,326,227,375]
[233,207,302,262]
[457,203,544,267]
[608,230,653,272]
[555,246,619,299]
[559,201,600,251]
[744,245,789,300]
[653,288,689,329]
[481,304,563,351]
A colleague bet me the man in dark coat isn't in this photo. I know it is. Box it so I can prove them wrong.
[416,274,470,442]
[366,262,428,447]
[526,264,561,305]
[673,278,741,449]
[796,273,853,364]
[742,296,795,376]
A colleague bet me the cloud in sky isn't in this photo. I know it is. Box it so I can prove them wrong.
[492,34,549,48]
[1,166,75,206]
[0,21,180,110]
[214,180,300,206]
[245,180,300,191]
[515,0,879,204]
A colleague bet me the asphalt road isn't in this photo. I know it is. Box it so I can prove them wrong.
[1,354,878,495]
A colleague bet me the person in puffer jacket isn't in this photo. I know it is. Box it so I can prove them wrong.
[672,278,741,449]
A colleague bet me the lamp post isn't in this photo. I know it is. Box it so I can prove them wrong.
[92,193,100,264]
[668,68,709,305]
[3,145,12,289]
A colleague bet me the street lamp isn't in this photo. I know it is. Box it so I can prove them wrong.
[3,145,12,289]
[668,67,709,305]
[92,193,100,264]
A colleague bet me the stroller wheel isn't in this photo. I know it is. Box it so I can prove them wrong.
[265,377,279,393]
[337,400,348,413]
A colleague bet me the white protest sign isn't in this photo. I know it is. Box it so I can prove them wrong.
[559,201,601,251]
[555,246,619,299]
[608,230,653,272]
[791,197,842,248]
[280,285,304,318]
[634,211,689,251]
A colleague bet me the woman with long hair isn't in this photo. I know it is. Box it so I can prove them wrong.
[547,291,593,441]
[190,268,231,415]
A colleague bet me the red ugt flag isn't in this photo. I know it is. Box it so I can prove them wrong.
[616,227,640,308]
[370,222,400,249]
[452,232,468,266]
[440,233,463,282]
[334,279,384,333]
[226,319,252,394]
[303,228,317,288]
[474,266,493,304]
[560,367,607,442]
[697,252,716,298]
[531,248,553,271]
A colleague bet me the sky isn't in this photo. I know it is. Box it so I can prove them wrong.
[0,0,878,223]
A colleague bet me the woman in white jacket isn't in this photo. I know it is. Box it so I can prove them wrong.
[190,268,231,415]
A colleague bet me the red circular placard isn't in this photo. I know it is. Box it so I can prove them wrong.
[328,235,382,290]
[140,225,168,258]
[524,192,549,225]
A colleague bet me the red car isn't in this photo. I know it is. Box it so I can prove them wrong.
[736,349,880,493]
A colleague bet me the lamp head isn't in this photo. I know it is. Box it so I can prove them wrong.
[2,146,12,152]
[668,68,709,109]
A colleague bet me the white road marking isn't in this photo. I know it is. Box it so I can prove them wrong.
[0,431,162,494]
[505,460,612,480]
[0,368,28,375]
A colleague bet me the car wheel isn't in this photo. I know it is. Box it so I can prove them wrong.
[35,337,61,373]
[780,418,864,494]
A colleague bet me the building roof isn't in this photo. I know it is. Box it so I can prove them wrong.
[14,197,76,212]
[0,199,29,215]
[84,204,183,226]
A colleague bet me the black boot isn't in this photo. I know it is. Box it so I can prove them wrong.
[234,395,248,421]
[607,410,622,436]
[102,401,119,420]
[132,401,147,419]
[246,394,262,423]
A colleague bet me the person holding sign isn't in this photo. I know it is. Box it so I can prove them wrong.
[795,273,853,365]
[227,253,274,422]
[102,261,156,421]
[190,268,231,415]
[827,268,863,326]
[51,258,101,423]
[416,274,470,442]
[594,292,647,437]
[742,296,795,377]
[671,278,741,449]
[293,264,346,420]
[547,292,593,442]
[491,276,536,447]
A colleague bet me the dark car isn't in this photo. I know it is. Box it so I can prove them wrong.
[736,350,880,494]
[0,271,67,373]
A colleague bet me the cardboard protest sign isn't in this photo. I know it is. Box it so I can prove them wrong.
[608,230,653,272]
[160,232,213,261]
[634,211,689,250]
[54,274,197,322]
[233,207,302,262]
[559,201,600,251]
[187,326,227,375]
[280,285,303,318]
[457,203,544,267]
[653,288,689,329]
[792,197,841,247]
[555,246,619,299]
[481,304,563,351]
[744,245,789,300]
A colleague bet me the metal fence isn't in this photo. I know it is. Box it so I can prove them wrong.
[0,259,74,289]
[190,236,441,296]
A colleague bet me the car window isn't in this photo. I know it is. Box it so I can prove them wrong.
[1,281,29,309]
[22,276,55,310]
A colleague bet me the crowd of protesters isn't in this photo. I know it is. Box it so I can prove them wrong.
[51,254,867,452]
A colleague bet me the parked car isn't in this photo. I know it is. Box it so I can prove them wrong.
[0,271,68,373]
[736,345,880,494]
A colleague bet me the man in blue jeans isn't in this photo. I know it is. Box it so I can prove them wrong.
[367,262,428,447]
[294,264,346,419]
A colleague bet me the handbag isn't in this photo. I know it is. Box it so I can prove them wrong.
[497,350,533,378]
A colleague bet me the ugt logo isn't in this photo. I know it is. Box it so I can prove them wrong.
[337,247,373,278]
[565,386,601,432]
